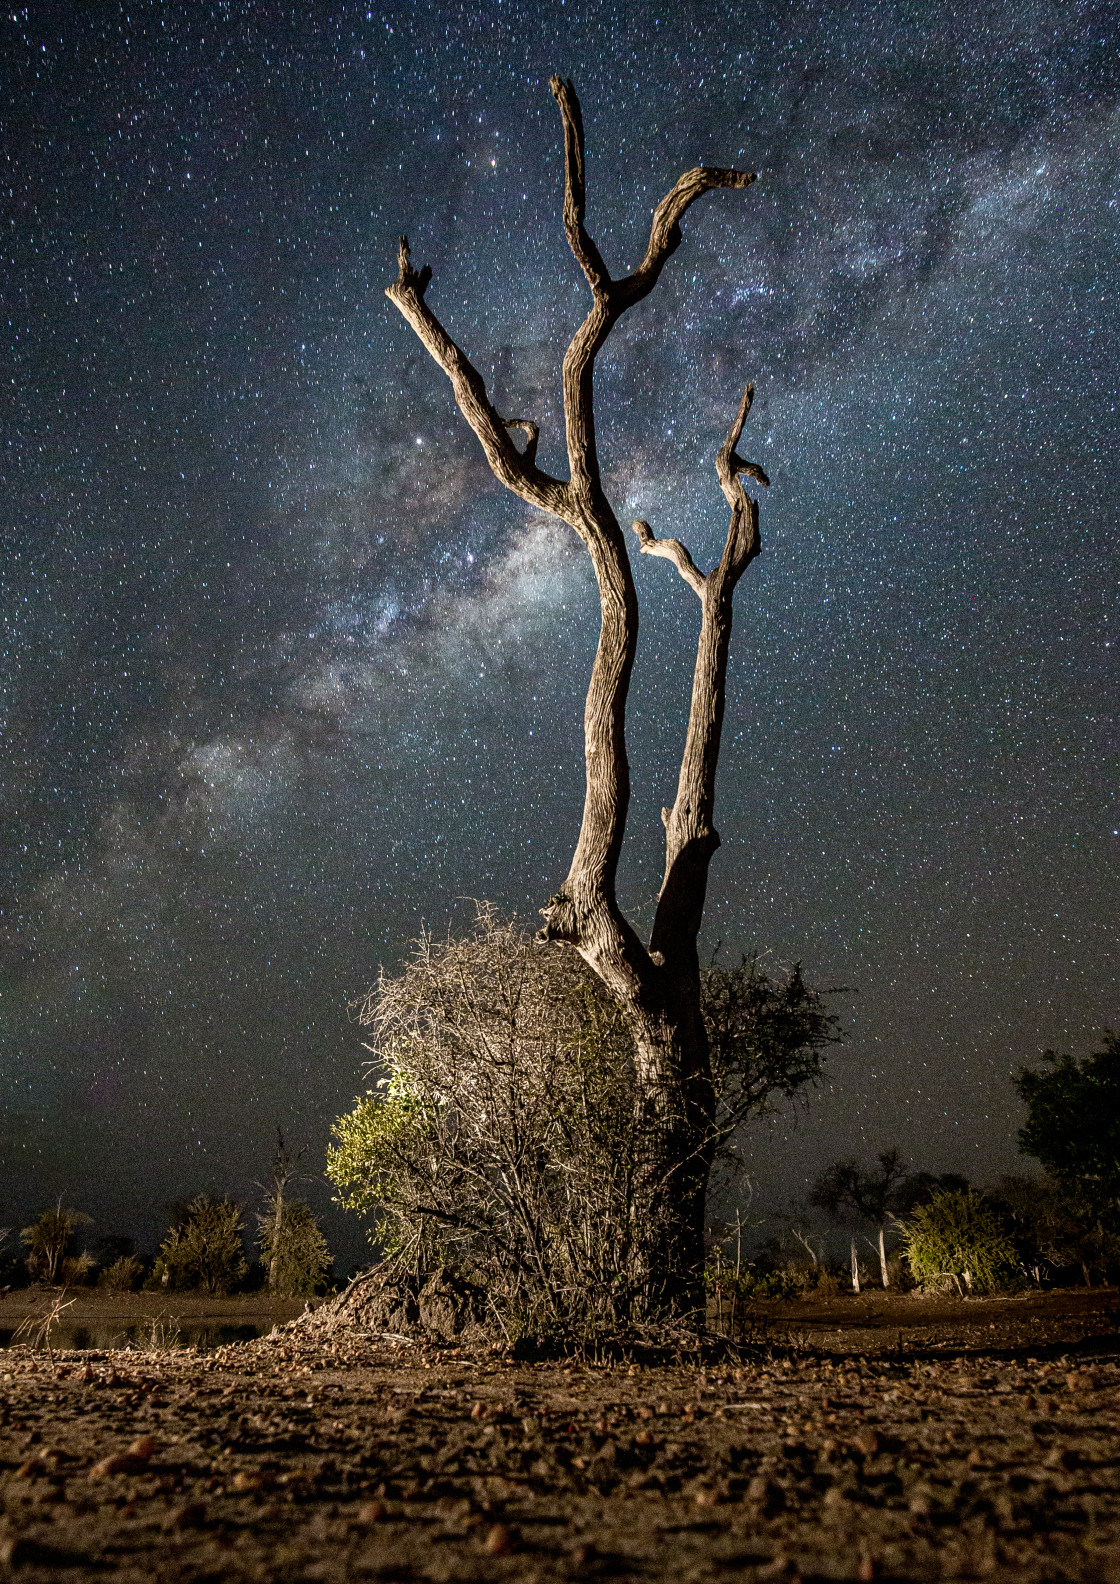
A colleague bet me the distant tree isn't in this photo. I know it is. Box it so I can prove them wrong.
[1015,1033,1120,1218]
[152,1196,248,1295]
[255,1128,331,1297]
[21,1204,92,1286]
[809,1150,912,1289]
[901,1188,1018,1295]
[990,1173,1120,1288]
[257,1196,332,1298]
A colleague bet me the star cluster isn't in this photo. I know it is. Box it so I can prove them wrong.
[2,0,1118,1259]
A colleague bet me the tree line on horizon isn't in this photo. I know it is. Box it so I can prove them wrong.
[1,1130,334,1302]
[3,925,1115,1330]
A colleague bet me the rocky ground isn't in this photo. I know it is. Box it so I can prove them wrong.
[1,1290,1118,1583]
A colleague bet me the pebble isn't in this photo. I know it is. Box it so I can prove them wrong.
[483,1521,511,1555]
[164,1501,206,1531]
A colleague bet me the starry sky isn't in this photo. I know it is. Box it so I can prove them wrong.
[2,0,1118,1267]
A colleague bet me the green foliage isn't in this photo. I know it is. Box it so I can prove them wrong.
[21,1205,92,1285]
[98,1254,145,1292]
[257,1195,333,1297]
[1015,1033,1120,1214]
[703,953,842,1142]
[901,1189,1019,1295]
[151,1195,248,1295]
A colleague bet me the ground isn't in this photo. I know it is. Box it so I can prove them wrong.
[1,1287,1118,1582]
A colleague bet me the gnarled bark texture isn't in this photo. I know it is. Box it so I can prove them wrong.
[385,77,767,1312]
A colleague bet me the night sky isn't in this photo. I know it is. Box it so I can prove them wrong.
[3,0,1118,1267]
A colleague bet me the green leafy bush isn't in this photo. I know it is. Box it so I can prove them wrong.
[256,1196,332,1297]
[901,1189,1019,1295]
[150,1196,248,1295]
[98,1254,145,1292]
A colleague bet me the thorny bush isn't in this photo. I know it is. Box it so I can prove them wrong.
[328,906,839,1338]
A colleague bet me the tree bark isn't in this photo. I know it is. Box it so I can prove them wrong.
[385,78,762,1313]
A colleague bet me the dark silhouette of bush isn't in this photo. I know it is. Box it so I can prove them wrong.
[150,1196,248,1295]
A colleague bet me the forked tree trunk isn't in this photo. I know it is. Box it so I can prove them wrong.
[385,78,765,1312]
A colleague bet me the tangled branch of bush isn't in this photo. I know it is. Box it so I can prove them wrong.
[328,907,839,1338]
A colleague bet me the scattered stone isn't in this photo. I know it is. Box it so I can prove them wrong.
[0,1536,37,1567]
[852,1427,880,1457]
[482,1522,511,1555]
[356,1499,387,1523]
[164,1501,206,1531]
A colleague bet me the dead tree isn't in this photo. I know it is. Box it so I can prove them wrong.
[386,78,766,1310]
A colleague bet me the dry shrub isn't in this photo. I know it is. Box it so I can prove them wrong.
[329,906,839,1341]
[329,909,641,1340]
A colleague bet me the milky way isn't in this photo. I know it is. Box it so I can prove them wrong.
[3,0,1118,1264]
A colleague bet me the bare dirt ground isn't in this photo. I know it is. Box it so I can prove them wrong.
[1,1288,1118,1582]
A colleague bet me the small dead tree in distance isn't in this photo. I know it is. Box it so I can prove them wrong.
[386,79,782,1309]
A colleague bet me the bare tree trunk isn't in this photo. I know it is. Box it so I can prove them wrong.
[385,78,762,1312]
[850,1238,861,1294]
[269,1185,284,1295]
[878,1224,890,1288]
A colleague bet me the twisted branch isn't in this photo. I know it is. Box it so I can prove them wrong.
[385,238,569,519]
[630,519,706,598]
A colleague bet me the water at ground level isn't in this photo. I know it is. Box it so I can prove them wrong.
[0,1319,276,1351]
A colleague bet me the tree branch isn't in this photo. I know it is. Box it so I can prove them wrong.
[650,386,768,972]
[385,237,569,519]
[549,76,612,295]
[630,519,706,598]
[501,417,540,467]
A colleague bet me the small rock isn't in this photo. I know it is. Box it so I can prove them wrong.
[908,1484,934,1517]
[858,1556,882,1582]
[470,1401,487,1420]
[758,1555,799,1581]
[1045,1445,1079,1471]
[483,1522,511,1556]
[852,1427,879,1457]
[356,1499,386,1523]
[0,1536,36,1567]
[126,1436,157,1462]
[90,1452,140,1478]
[164,1501,206,1531]
[1065,1370,1097,1392]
